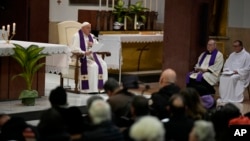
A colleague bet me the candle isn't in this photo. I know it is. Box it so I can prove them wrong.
[13,23,16,34]
[144,0,146,8]
[112,0,114,11]
[106,0,109,11]
[2,25,5,31]
[7,24,10,36]
[155,0,158,12]
[149,0,152,11]
[99,0,102,11]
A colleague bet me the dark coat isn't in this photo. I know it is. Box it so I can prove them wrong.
[82,121,124,141]
[150,84,180,119]
[164,114,194,141]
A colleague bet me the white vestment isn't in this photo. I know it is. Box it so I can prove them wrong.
[190,50,224,85]
[219,49,250,103]
[70,32,108,93]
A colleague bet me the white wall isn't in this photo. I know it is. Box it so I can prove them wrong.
[49,0,165,23]
[228,0,250,28]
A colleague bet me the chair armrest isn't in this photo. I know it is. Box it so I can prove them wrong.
[96,51,111,59]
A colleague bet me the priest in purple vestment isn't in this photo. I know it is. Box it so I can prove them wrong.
[70,22,108,93]
[186,40,224,107]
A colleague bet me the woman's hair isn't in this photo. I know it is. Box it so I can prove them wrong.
[180,88,206,120]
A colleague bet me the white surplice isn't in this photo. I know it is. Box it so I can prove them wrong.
[190,51,224,86]
[219,49,250,103]
[70,32,108,93]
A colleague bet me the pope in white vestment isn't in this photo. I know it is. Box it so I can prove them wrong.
[219,40,250,103]
[70,22,108,93]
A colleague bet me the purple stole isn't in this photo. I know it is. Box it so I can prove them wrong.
[186,49,218,83]
[79,30,103,90]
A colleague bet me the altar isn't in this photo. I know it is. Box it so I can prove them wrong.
[0,40,69,101]
[98,33,163,81]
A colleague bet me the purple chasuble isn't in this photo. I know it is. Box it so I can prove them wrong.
[186,49,218,83]
[79,30,104,90]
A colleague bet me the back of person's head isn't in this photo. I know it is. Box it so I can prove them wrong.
[189,120,215,141]
[103,78,120,95]
[37,108,66,136]
[86,95,104,110]
[131,95,149,118]
[49,86,67,107]
[88,100,111,125]
[159,68,177,87]
[130,116,165,141]
[211,103,241,130]
[168,94,186,116]
[0,116,28,141]
[180,88,206,120]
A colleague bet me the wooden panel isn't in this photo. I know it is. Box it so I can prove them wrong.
[163,0,213,87]
[29,0,49,42]
[0,57,9,100]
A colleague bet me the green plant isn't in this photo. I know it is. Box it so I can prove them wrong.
[11,44,47,101]
[129,0,148,22]
[113,0,131,23]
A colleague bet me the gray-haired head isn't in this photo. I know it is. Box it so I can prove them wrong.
[87,95,104,110]
[130,116,165,141]
[191,120,215,141]
[88,100,111,125]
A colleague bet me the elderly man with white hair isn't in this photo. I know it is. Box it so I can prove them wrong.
[130,116,165,141]
[82,100,124,141]
[70,21,108,93]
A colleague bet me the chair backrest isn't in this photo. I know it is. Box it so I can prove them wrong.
[58,21,82,46]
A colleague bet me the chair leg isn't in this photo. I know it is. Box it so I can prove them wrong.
[60,74,64,87]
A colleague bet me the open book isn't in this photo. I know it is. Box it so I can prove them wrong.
[89,43,104,52]
[221,70,235,75]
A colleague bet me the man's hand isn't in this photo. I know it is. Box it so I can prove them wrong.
[234,70,238,74]
[85,51,92,56]
[196,68,207,73]
[88,41,93,47]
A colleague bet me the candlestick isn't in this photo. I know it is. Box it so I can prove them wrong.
[99,0,102,11]
[7,24,10,36]
[1,23,16,44]
[2,25,5,31]
[149,0,152,11]
[13,23,16,34]
[112,0,114,10]
[106,0,108,11]
[155,0,158,12]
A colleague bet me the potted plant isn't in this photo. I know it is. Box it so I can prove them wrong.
[129,0,148,30]
[11,44,47,106]
[112,0,131,30]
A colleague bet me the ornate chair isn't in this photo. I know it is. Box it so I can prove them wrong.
[58,21,110,93]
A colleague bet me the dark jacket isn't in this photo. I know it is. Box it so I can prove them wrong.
[82,121,124,141]
[107,89,135,127]
[164,114,194,141]
[150,84,180,119]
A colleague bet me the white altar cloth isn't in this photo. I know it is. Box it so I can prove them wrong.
[0,40,70,74]
[98,34,163,69]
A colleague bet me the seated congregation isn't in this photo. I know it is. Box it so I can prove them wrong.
[0,39,250,141]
